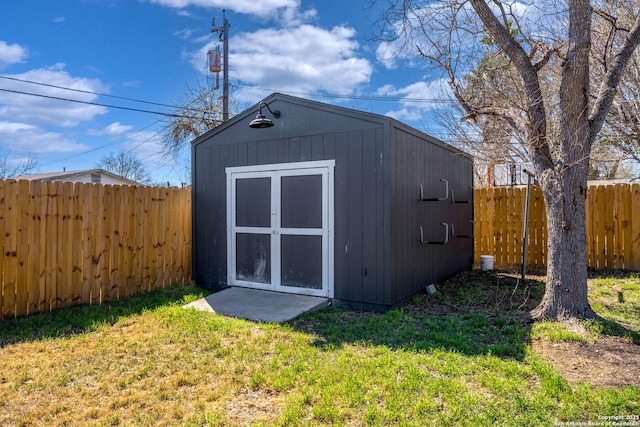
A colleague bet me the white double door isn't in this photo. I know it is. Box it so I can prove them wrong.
[226,161,334,298]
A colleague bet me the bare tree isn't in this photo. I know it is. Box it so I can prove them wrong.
[373,0,640,321]
[96,151,151,184]
[591,6,640,177]
[434,14,633,185]
[160,77,226,160]
[0,151,39,179]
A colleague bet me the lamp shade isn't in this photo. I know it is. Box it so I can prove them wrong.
[249,114,274,128]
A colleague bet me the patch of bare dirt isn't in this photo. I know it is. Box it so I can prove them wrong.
[220,388,285,425]
[531,337,640,388]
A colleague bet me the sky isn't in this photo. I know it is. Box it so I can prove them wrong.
[0,0,451,185]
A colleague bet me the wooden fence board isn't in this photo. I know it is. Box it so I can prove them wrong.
[124,185,135,297]
[527,188,541,266]
[632,184,640,270]
[47,182,60,309]
[486,188,495,258]
[37,182,50,311]
[110,184,123,299]
[605,185,614,268]
[0,180,6,319]
[3,180,18,319]
[27,180,41,314]
[590,185,600,268]
[493,187,505,265]
[612,185,622,269]
[179,188,191,281]
[473,188,484,262]
[71,182,83,306]
[505,187,515,264]
[94,183,104,302]
[58,181,74,308]
[153,186,166,289]
[15,180,31,317]
[594,186,605,268]
[137,186,149,291]
[513,187,523,266]
[81,183,93,304]
[101,185,115,302]
[586,186,594,267]
[620,184,632,269]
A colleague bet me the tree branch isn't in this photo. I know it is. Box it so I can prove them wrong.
[469,0,551,163]
[590,13,640,140]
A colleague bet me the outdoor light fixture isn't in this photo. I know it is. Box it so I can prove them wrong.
[249,101,281,128]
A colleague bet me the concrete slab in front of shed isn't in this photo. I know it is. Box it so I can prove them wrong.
[182,287,330,323]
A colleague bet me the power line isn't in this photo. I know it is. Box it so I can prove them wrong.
[1,73,459,112]
[36,120,163,168]
[0,87,222,122]
[0,74,203,113]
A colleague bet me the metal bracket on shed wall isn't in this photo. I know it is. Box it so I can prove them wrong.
[450,186,474,204]
[420,223,449,245]
[451,220,474,238]
[420,179,449,201]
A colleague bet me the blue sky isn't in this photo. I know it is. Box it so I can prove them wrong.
[0,0,449,185]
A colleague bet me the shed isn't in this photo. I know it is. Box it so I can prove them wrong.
[191,93,473,311]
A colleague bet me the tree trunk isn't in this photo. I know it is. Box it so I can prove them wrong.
[529,165,597,321]
[525,0,597,321]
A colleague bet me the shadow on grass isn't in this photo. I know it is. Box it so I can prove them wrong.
[588,317,640,344]
[291,269,640,360]
[291,270,544,361]
[0,284,207,347]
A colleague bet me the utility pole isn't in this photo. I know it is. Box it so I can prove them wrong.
[211,10,229,121]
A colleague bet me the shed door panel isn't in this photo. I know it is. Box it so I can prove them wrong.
[281,175,322,228]
[235,233,271,284]
[236,178,271,227]
[227,161,334,298]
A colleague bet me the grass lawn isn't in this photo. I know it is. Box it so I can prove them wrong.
[1,270,639,426]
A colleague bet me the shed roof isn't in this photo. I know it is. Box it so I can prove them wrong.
[191,92,469,158]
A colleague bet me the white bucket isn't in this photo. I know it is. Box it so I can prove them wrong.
[480,255,494,271]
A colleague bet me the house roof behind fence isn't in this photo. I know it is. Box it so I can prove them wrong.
[13,168,141,185]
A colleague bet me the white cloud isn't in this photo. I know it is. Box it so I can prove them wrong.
[174,28,196,41]
[384,108,425,122]
[0,64,108,127]
[0,121,88,154]
[121,80,140,88]
[376,41,400,70]
[121,130,170,168]
[144,0,299,17]
[89,122,134,136]
[378,79,450,101]
[193,24,372,100]
[0,41,28,68]
[377,79,452,120]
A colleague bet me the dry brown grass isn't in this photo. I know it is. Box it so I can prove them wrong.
[0,301,297,426]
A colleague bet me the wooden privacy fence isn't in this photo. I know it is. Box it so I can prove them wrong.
[474,183,640,270]
[1,180,191,320]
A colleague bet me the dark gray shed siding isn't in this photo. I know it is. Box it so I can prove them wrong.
[389,125,473,304]
[192,93,471,310]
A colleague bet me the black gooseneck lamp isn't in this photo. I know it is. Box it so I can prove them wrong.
[249,101,281,128]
